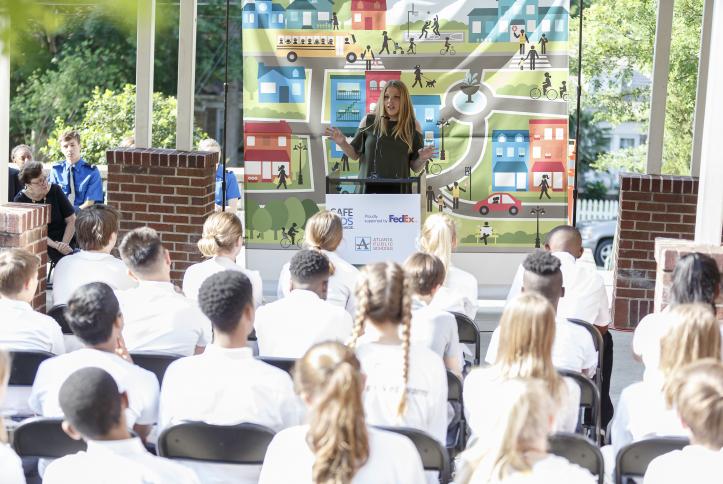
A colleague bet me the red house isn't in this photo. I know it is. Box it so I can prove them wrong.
[243,121,293,183]
[351,0,386,31]
[365,70,400,113]
[528,119,568,192]
[244,149,292,183]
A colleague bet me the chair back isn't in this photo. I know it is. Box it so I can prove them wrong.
[559,369,601,444]
[566,318,604,389]
[47,304,73,334]
[375,426,451,483]
[9,350,54,386]
[615,436,689,484]
[446,371,466,452]
[451,312,481,365]
[257,356,296,375]
[158,421,275,465]
[12,417,87,458]
[130,353,181,385]
[548,432,604,484]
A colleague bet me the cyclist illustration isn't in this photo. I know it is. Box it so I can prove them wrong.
[542,72,552,96]
[280,223,303,249]
[440,37,456,55]
[559,81,568,100]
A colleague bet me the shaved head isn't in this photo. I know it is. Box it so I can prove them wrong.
[521,250,564,311]
[545,225,583,258]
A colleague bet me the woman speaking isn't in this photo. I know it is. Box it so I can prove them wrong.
[325,80,436,194]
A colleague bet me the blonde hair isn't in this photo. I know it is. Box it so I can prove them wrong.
[197,212,244,258]
[0,248,40,297]
[199,138,221,154]
[349,262,412,416]
[455,379,554,484]
[666,359,723,449]
[495,293,565,404]
[419,213,457,272]
[366,80,418,154]
[294,341,369,484]
[660,303,721,405]
[0,350,10,443]
[305,211,343,252]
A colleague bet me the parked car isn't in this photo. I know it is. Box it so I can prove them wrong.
[578,219,616,267]
[473,192,522,216]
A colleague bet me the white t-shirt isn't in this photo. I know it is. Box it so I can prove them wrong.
[410,298,463,364]
[485,316,598,376]
[52,250,137,306]
[356,342,448,444]
[0,443,25,484]
[254,289,353,358]
[259,425,426,484]
[0,298,65,354]
[277,249,360,316]
[644,445,723,484]
[467,454,596,484]
[29,348,160,428]
[43,438,200,484]
[116,281,212,356]
[507,251,611,327]
[159,345,303,484]
[463,365,580,436]
[182,256,263,307]
[431,265,478,320]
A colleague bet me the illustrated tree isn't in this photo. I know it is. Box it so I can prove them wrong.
[301,199,320,228]
[252,206,272,240]
[266,199,289,240]
[245,199,260,239]
[284,197,307,233]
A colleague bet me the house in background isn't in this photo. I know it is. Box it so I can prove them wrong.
[257,63,306,104]
[528,118,567,191]
[243,121,293,183]
[242,0,286,29]
[491,130,529,192]
[365,70,401,113]
[351,0,387,31]
[467,7,498,43]
[330,74,366,157]
[467,0,569,44]
[285,0,334,30]
[410,95,441,148]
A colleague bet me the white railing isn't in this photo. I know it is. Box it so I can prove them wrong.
[576,199,619,222]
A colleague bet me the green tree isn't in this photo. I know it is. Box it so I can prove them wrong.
[245,199,260,239]
[266,199,289,240]
[252,206,272,240]
[569,110,611,173]
[301,199,320,228]
[284,197,307,233]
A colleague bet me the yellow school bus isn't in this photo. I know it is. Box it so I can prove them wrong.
[276,31,358,63]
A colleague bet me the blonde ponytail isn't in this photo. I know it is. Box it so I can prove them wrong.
[419,213,457,273]
[197,212,243,257]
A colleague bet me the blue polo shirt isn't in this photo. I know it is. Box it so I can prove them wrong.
[50,158,104,210]
[215,165,241,206]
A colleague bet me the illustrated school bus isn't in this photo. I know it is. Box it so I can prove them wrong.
[276,31,359,63]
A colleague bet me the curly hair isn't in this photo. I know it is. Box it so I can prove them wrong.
[289,249,331,284]
[66,282,120,345]
[198,270,253,334]
[522,250,561,276]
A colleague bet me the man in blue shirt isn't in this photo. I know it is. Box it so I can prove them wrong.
[199,138,241,212]
[50,130,104,211]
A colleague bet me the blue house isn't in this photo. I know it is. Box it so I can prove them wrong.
[467,8,498,43]
[257,63,306,104]
[285,0,334,30]
[410,95,441,149]
[492,130,530,192]
[242,0,286,29]
[467,0,569,44]
[538,5,569,41]
[330,74,366,157]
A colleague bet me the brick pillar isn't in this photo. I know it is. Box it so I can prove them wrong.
[654,239,723,320]
[105,148,216,284]
[0,203,51,311]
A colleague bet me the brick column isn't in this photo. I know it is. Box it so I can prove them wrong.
[105,148,216,284]
[654,239,723,320]
[0,203,51,311]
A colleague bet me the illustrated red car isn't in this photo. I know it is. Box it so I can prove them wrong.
[474,192,522,216]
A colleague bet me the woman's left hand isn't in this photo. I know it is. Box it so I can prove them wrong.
[418,145,437,161]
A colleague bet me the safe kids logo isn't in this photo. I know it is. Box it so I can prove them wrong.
[355,236,371,251]
[388,214,416,223]
[330,207,354,229]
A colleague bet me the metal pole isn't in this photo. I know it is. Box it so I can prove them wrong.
[221,0,230,211]
[571,0,584,227]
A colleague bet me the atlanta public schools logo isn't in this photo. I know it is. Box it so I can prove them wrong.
[355,237,371,251]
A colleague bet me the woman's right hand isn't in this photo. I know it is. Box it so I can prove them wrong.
[55,241,73,255]
[325,127,346,146]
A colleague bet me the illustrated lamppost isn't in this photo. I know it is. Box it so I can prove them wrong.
[293,142,307,185]
[436,118,450,160]
[530,206,546,248]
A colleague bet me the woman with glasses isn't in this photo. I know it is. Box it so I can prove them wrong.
[14,161,76,262]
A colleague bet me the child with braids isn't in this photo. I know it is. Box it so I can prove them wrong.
[259,341,425,483]
[349,262,448,446]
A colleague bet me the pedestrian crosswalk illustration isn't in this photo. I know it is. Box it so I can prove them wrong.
[504,53,552,71]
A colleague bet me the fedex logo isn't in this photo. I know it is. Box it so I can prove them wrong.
[388,214,415,223]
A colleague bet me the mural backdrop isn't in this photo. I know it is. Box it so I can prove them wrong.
[242,0,571,252]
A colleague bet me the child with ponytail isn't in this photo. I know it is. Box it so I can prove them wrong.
[259,341,425,483]
[349,262,448,445]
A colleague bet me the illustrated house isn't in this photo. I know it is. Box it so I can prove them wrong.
[257,63,306,104]
[243,121,293,183]
[365,70,401,113]
[528,119,568,192]
[410,95,441,149]
[351,0,387,31]
[285,0,334,30]
[242,0,285,29]
[491,130,529,192]
[467,8,498,43]
[467,0,569,44]
[330,74,366,156]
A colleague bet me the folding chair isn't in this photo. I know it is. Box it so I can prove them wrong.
[9,350,54,386]
[567,318,604,389]
[446,371,465,454]
[257,356,295,375]
[12,417,86,458]
[158,422,275,465]
[130,353,181,385]
[548,432,604,484]
[614,436,688,484]
[450,312,481,366]
[375,426,451,484]
[559,369,601,444]
[47,304,72,335]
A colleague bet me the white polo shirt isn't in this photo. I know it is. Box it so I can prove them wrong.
[182,256,263,307]
[43,438,200,484]
[645,445,723,484]
[254,289,353,358]
[431,266,478,320]
[466,454,595,484]
[485,316,598,376]
[356,342,448,445]
[0,298,65,354]
[29,348,160,428]
[410,298,462,364]
[116,281,212,356]
[0,444,24,484]
[52,250,137,306]
[259,425,426,484]
[277,249,360,317]
[507,251,611,327]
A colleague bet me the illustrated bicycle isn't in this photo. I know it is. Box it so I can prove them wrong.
[280,231,304,249]
[440,45,456,55]
[425,159,441,175]
[530,87,569,101]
